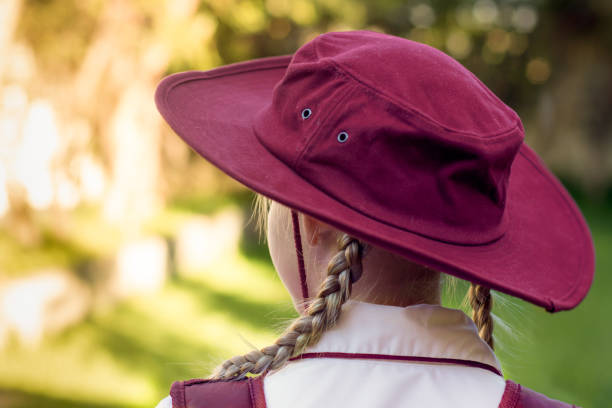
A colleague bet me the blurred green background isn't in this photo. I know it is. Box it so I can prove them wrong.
[0,0,610,407]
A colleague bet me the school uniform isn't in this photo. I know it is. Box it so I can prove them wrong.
[157,301,576,408]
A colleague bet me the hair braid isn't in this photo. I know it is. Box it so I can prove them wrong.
[468,283,494,350]
[210,233,364,380]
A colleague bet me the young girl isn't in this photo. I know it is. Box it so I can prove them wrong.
[154,30,594,408]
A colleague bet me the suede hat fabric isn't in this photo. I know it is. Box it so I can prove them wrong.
[155,30,595,312]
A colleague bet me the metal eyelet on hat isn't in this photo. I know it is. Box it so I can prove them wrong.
[301,108,312,119]
[337,131,349,143]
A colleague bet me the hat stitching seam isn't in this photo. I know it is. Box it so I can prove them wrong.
[157,55,292,107]
[517,148,586,305]
[161,62,291,94]
[321,58,521,142]
[156,60,291,135]
[363,84,520,148]
[196,55,291,80]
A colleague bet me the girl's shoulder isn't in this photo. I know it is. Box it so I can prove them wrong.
[158,377,579,408]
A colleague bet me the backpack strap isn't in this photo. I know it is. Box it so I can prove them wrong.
[499,380,579,408]
[170,376,266,408]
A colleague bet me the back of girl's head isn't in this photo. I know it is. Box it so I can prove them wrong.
[210,193,495,380]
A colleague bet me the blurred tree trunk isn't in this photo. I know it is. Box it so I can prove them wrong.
[0,0,22,81]
[70,0,198,234]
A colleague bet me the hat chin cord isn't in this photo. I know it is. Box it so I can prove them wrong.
[291,210,310,304]
[290,210,367,308]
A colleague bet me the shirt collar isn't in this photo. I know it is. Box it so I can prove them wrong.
[302,300,502,373]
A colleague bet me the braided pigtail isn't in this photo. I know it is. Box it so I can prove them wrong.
[469,283,494,350]
[210,233,364,380]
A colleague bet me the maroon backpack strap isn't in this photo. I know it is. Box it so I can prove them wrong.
[170,375,266,408]
[498,380,579,408]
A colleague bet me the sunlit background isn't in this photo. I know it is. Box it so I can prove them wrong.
[0,0,611,407]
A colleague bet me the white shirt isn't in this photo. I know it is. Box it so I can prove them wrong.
[157,301,507,408]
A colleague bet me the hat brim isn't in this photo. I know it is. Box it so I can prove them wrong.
[155,55,595,312]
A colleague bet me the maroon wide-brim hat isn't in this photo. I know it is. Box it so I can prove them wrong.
[155,30,595,312]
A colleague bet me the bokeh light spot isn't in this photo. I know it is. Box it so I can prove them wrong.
[268,17,291,39]
[512,5,538,33]
[289,0,317,26]
[265,0,291,17]
[446,29,472,59]
[473,0,499,25]
[486,28,511,54]
[410,4,436,28]
[526,58,551,84]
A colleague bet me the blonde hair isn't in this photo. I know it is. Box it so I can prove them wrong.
[211,194,494,380]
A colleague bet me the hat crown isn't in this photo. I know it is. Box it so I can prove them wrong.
[310,30,519,136]
[253,30,525,245]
